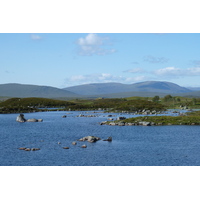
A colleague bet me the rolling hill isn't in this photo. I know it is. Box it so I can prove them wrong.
[63,81,192,96]
[0,83,80,98]
[1,81,200,99]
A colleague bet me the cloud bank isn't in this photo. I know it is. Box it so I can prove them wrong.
[64,73,147,86]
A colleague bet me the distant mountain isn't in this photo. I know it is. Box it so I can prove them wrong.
[63,81,192,96]
[186,87,200,91]
[0,81,198,99]
[0,83,80,98]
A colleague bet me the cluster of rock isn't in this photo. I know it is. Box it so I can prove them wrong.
[16,114,43,123]
[18,136,112,151]
[101,121,155,126]
[77,136,112,147]
[77,114,100,117]
[18,147,40,151]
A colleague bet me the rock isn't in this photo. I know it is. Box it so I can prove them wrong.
[62,115,67,118]
[138,121,151,126]
[18,147,26,150]
[81,144,87,148]
[16,114,26,123]
[27,118,38,122]
[24,148,31,151]
[103,137,112,142]
[63,147,69,149]
[127,123,135,126]
[78,136,101,142]
[72,142,77,145]
[108,118,113,120]
[117,117,126,120]
[100,121,107,125]
[118,122,125,126]
[31,148,40,151]
[16,114,43,123]
[87,136,98,143]
[109,122,117,126]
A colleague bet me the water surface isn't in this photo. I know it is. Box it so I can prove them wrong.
[0,111,200,166]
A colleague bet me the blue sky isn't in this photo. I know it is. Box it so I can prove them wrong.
[1,33,200,88]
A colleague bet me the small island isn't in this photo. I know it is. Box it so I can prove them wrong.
[104,111,200,126]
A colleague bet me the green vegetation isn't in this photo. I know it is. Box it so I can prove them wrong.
[68,98,166,112]
[117,110,200,125]
[1,94,200,114]
[0,97,75,114]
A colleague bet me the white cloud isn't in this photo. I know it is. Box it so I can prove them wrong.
[154,66,200,77]
[64,73,148,86]
[76,33,116,56]
[31,34,42,40]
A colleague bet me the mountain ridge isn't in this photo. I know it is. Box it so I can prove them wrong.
[1,81,200,99]
[0,83,80,98]
[63,81,192,95]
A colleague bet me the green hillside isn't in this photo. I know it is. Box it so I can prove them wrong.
[0,97,75,113]
[0,83,80,98]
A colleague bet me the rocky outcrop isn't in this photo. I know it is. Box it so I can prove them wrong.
[16,114,26,123]
[18,147,40,151]
[16,114,43,123]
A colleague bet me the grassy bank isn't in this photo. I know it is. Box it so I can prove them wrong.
[117,111,200,126]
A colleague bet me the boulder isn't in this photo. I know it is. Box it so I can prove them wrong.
[16,114,43,123]
[18,147,26,150]
[63,147,69,149]
[109,122,117,126]
[72,141,77,145]
[100,121,107,125]
[27,118,38,122]
[31,148,40,151]
[117,117,126,120]
[138,121,151,126]
[81,144,87,148]
[103,137,112,142]
[16,114,26,123]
